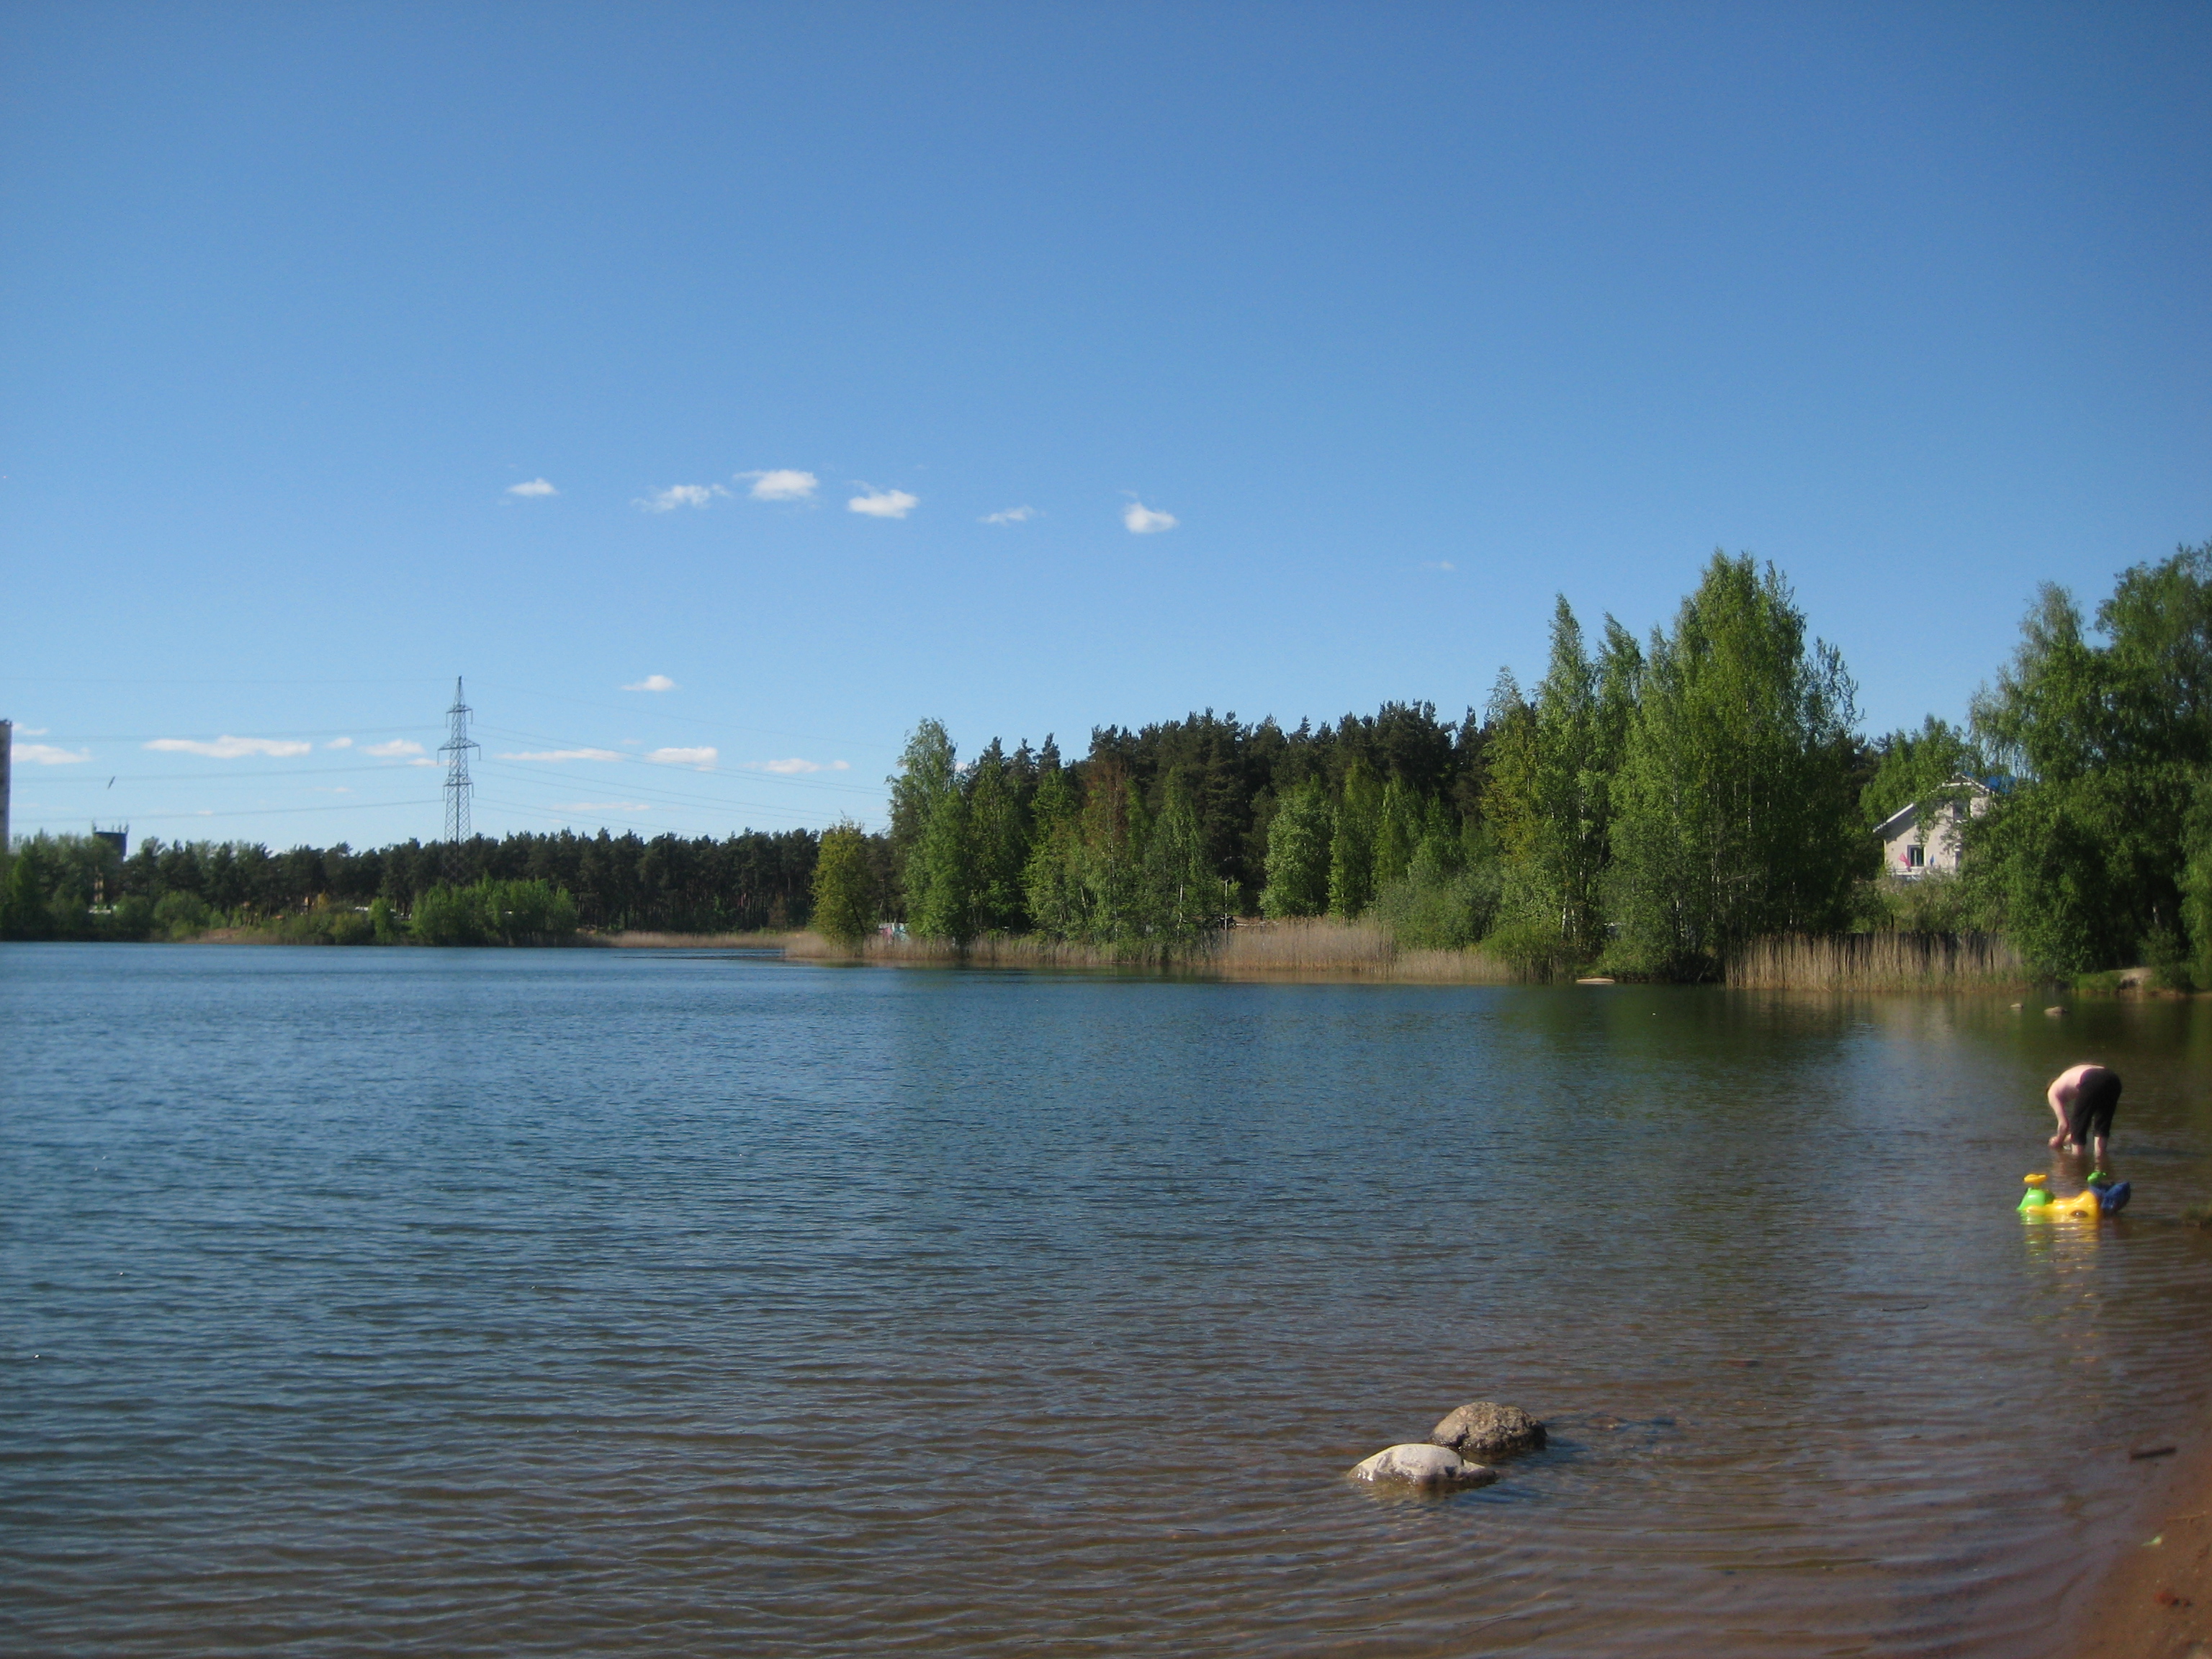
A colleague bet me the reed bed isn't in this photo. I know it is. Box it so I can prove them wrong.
[587,930,796,949]
[1727,931,2029,992]
[1210,918,1518,982]
[786,917,1521,983]
[789,932,1149,969]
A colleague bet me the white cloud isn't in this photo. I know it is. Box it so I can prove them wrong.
[16,726,48,735]
[983,505,1035,525]
[557,801,651,811]
[752,757,852,775]
[408,757,439,768]
[499,747,623,762]
[740,469,819,502]
[325,736,354,750]
[364,739,427,758]
[145,735,314,759]
[645,745,718,769]
[506,478,558,498]
[1123,501,1178,534]
[622,674,678,693]
[848,487,918,519]
[14,742,91,765]
[635,484,729,513]
[1422,559,1457,572]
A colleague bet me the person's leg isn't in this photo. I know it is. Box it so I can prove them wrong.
[2080,1071,2120,1172]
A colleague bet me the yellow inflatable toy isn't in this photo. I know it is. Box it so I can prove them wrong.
[2018,1172,2131,1220]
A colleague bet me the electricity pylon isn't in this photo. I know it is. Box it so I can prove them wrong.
[439,677,478,880]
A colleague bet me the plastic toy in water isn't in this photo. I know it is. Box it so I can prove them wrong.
[2018,1172,2132,1219]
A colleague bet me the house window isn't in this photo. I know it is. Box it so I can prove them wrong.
[1906,844,1925,869]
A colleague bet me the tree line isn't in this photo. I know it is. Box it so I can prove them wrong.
[816,543,2212,982]
[9,543,2211,979]
[816,553,1866,976]
[0,827,819,942]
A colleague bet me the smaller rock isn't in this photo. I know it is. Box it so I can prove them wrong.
[1348,1443,1496,1488]
[1429,1401,1547,1457]
[2045,1005,2067,1017]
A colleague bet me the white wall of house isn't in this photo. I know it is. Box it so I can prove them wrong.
[1874,780,1991,877]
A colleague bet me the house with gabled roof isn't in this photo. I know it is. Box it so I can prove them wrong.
[1873,775,1995,877]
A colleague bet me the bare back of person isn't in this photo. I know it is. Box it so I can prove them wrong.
[2046,1062,2123,1169]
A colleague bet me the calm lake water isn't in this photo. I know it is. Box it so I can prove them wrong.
[6,945,2212,1656]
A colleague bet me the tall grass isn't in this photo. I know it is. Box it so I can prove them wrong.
[1727,931,2028,992]
[586,930,796,949]
[787,916,1522,982]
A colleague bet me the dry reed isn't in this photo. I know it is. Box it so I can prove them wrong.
[585,930,799,949]
[1727,931,2028,992]
[786,916,1521,983]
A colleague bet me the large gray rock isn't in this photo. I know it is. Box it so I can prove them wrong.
[1429,1401,1547,1458]
[1347,1443,1497,1488]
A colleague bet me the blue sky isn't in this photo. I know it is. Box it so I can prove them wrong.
[4,2,2207,848]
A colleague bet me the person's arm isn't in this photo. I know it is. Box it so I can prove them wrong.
[2048,1072,2075,1144]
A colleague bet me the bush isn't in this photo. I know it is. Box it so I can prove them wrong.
[811,822,878,946]
[262,901,377,945]
[153,890,217,940]
[410,878,578,945]
[1372,866,1499,952]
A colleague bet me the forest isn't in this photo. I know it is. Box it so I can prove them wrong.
[0,825,819,943]
[8,546,2212,981]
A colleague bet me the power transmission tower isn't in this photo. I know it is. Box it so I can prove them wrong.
[439,677,478,880]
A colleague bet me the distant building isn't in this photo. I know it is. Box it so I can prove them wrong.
[92,824,128,859]
[1873,776,1994,877]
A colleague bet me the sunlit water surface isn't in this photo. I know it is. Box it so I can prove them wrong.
[6,945,2212,1657]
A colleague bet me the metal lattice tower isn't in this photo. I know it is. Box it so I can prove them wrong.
[439,678,478,876]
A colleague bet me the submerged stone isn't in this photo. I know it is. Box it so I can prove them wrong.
[1429,1401,1547,1457]
[1347,1443,1496,1488]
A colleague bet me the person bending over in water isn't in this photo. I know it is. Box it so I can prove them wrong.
[2046,1063,2122,1167]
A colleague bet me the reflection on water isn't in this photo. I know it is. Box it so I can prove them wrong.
[4,946,2210,1656]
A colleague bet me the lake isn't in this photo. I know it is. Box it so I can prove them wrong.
[5,944,2211,1655]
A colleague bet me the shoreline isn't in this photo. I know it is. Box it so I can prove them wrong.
[2072,1416,2212,1658]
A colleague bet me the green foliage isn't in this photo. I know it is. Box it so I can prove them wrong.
[1,835,125,940]
[1861,716,1983,830]
[1966,545,2212,976]
[1142,774,1228,941]
[1371,863,1501,951]
[1326,761,1382,917]
[0,846,53,940]
[410,878,578,946]
[966,739,1030,932]
[409,884,480,946]
[810,822,878,948]
[369,896,400,944]
[1372,778,1421,891]
[1605,554,1863,977]
[261,900,379,945]
[1259,778,1333,918]
[1481,601,1642,969]
[154,889,217,940]
[1851,872,1976,935]
[1022,760,1086,937]
[891,720,977,944]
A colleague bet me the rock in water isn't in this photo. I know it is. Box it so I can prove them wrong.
[1347,1443,1497,1488]
[1429,1401,1547,1457]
